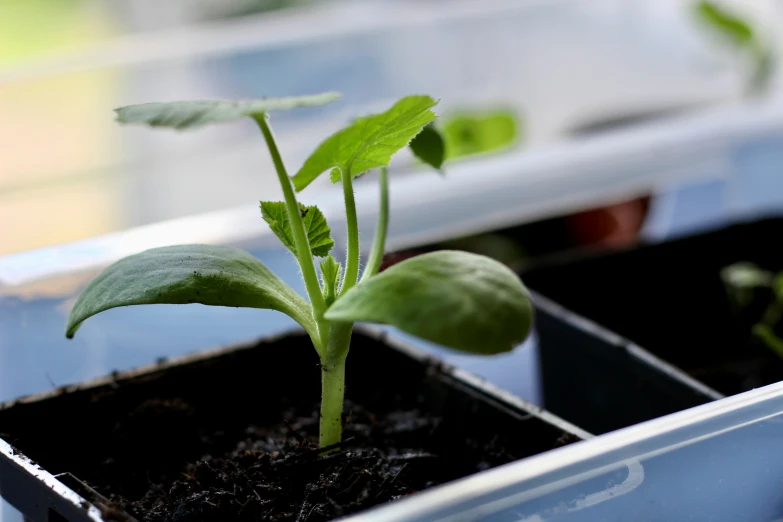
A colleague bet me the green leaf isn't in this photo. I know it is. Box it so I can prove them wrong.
[695,1,754,48]
[721,262,773,290]
[773,272,783,302]
[325,250,533,354]
[114,92,342,130]
[749,45,776,95]
[442,109,519,160]
[721,262,774,311]
[409,123,445,170]
[753,324,783,359]
[320,255,342,306]
[260,201,334,257]
[292,95,438,191]
[65,244,315,339]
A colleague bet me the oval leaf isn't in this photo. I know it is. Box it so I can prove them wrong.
[325,250,533,354]
[115,92,342,130]
[442,109,519,160]
[721,262,773,290]
[66,244,315,338]
[292,95,438,191]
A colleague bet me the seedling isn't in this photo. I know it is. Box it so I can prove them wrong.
[722,262,783,357]
[65,93,534,448]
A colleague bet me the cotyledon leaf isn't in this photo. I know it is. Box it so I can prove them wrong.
[325,250,533,354]
[114,92,342,130]
[65,244,316,339]
[291,95,438,191]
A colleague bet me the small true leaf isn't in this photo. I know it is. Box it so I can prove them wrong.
[325,250,533,354]
[115,92,342,130]
[260,201,334,257]
[292,95,438,191]
[320,255,342,306]
[65,244,315,339]
[409,123,445,170]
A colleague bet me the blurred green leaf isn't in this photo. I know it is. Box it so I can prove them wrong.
[695,1,754,47]
[442,110,519,159]
[115,93,341,130]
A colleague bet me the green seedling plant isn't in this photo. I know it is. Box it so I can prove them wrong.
[722,262,783,357]
[65,92,534,449]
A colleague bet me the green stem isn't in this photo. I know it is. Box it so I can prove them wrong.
[319,321,353,448]
[360,167,389,283]
[339,167,360,296]
[255,115,329,352]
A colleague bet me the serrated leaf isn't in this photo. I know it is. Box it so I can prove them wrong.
[292,95,438,191]
[320,255,342,306]
[695,1,754,48]
[66,244,315,339]
[260,201,334,257]
[325,250,533,354]
[115,92,342,130]
[409,123,445,170]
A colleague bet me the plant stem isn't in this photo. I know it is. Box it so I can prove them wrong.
[255,115,329,352]
[339,167,360,296]
[319,321,353,448]
[360,167,389,283]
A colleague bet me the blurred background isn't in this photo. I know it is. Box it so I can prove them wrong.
[3,0,783,256]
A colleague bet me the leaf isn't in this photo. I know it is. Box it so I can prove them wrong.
[292,95,438,191]
[721,262,773,290]
[695,1,754,48]
[325,250,533,354]
[749,45,776,95]
[753,324,783,359]
[65,244,315,339]
[721,262,774,311]
[409,123,445,170]
[442,109,519,160]
[320,255,342,306]
[114,92,342,130]
[260,201,334,257]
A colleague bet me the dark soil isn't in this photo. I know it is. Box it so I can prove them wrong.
[102,399,534,522]
[0,331,579,522]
